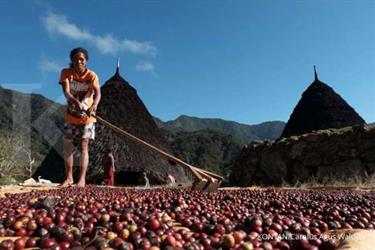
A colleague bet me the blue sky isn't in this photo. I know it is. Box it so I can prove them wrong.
[0,0,374,124]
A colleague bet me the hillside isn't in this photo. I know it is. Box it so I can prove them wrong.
[0,86,65,146]
[0,86,65,182]
[155,116,285,178]
[154,115,285,143]
[162,128,244,178]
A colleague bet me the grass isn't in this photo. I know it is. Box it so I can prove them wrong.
[278,124,375,143]
[280,174,375,190]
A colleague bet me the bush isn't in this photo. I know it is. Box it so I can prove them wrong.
[0,132,37,183]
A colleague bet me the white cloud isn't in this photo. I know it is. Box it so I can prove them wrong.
[136,61,158,78]
[95,35,119,55]
[122,39,157,56]
[39,59,64,74]
[136,61,154,72]
[43,12,92,41]
[42,12,157,56]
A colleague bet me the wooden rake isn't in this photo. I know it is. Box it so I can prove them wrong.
[94,115,223,191]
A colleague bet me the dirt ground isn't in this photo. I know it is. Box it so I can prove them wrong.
[1,185,374,250]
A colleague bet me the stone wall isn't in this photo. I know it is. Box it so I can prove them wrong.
[230,125,375,186]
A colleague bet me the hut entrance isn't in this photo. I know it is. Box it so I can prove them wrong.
[115,170,167,186]
[116,171,145,186]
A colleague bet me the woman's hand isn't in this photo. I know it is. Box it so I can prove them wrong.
[88,103,98,116]
[68,98,84,110]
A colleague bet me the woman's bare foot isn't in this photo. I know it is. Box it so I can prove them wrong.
[76,180,86,187]
[60,179,74,187]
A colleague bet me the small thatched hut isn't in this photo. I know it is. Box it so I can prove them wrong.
[280,67,365,138]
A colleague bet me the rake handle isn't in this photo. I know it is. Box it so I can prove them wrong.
[94,115,205,181]
[191,166,224,180]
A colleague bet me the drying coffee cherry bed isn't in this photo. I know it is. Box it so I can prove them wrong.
[0,186,374,250]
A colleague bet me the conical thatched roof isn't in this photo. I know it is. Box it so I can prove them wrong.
[88,68,189,184]
[280,67,365,138]
[35,67,189,185]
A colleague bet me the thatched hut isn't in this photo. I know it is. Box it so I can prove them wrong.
[88,67,189,184]
[280,67,365,138]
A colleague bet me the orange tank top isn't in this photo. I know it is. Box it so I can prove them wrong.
[59,68,99,125]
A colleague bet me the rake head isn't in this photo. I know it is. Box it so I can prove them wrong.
[190,177,222,192]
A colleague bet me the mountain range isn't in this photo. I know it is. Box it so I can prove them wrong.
[153,116,285,178]
[154,115,285,144]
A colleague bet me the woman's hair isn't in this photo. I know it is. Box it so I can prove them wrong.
[69,47,89,68]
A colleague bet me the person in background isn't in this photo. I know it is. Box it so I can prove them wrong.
[166,174,176,186]
[59,47,101,187]
[102,149,116,186]
[142,172,150,188]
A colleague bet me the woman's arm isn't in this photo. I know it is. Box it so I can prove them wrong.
[89,79,101,116]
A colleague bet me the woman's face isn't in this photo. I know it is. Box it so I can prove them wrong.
[72,52,87,73]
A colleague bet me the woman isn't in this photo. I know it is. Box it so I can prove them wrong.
[101,149,116,186]
[59,47,101,187]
